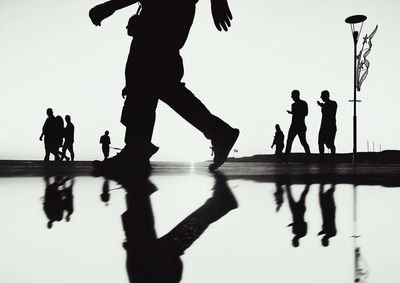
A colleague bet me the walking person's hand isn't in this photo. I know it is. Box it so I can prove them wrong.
[89,3,115,26]
[287,110,292,114]
[211,0,232,31]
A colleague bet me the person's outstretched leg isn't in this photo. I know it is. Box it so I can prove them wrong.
[160,83,239,170]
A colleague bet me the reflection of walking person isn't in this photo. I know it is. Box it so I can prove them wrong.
[286,184,309,247]
[271,124,284,156]
[100,131,111,160]
[317,90,337,156]
[89,0,239,172]
[118,171,237,282]
[318,184,337,246]
[285,90,311,160]
[39,108,59,161]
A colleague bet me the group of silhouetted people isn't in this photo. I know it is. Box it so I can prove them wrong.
[271,90,338,161]
[40,108,75,161]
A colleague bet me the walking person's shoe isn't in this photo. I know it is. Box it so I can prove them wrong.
[208,128,239,171]
[93,146,155,176]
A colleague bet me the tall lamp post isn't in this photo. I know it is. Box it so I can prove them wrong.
[345,15,367,164]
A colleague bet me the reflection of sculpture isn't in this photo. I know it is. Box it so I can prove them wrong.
[114,172,237,282]
[42,176,74,228]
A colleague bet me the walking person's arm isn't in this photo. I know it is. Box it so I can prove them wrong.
[271,136,276,148]
[210,0,232,31]
[89,0,138,26]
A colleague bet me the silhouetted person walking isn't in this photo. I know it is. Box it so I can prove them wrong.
[100,131,111,159]
[55,115,70,161]
[318,184,337,246]
[62,115,75,161]
[317,90,337,156]
[285,90,311,160]
[39,108,60,161]
[286,184,309,247]
[271,124,284,156]
[89,0,239,173]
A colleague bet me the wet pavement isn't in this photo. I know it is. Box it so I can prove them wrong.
[1,162,400,282]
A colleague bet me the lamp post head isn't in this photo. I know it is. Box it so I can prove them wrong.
[345,15,367,44]
[345,15,367,24]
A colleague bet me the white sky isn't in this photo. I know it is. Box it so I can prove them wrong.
[1,0,399,161]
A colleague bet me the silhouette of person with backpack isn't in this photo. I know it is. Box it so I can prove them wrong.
[89,0,239,173]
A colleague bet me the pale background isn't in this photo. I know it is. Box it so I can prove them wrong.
[1,0,399,161]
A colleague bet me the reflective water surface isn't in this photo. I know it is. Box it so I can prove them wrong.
[1,164,400,283]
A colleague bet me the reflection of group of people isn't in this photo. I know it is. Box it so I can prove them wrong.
[40,108,75,161]
[271,90,338,160]
[274,183,337,247]
[42,176,74,229]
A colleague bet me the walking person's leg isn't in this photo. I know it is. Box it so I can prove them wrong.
[285,127,296,158]
[160,82,239,170]
[298,129,311,154]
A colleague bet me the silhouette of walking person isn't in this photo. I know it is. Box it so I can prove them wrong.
[114,171,237,282]
[286,184,309,247]
[55,115,70,161]
[317,90,337,157]
[100,131,111,160]
[39,108,60,161]
[285,90,311,160]
[89,0,239,173]
[271,124,284,156]
[318,184,337,246]
[62,115,75,161]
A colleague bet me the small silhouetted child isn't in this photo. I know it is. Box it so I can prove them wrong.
[271,124,284,156]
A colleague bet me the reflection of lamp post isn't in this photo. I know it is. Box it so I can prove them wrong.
[352,186,369,282]
[345,15,367,164]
